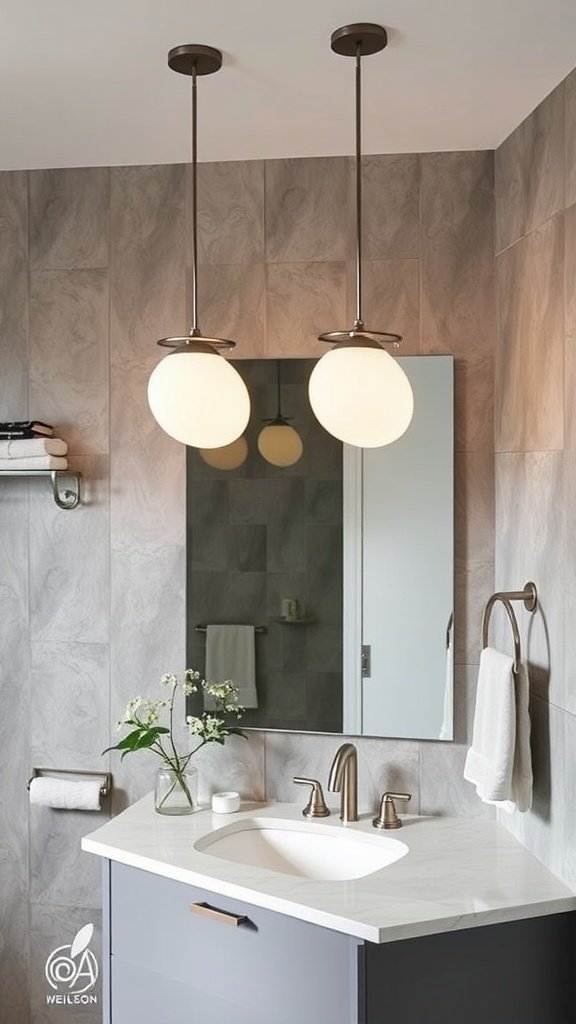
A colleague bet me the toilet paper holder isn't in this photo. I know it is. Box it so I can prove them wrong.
[27,767,112,799]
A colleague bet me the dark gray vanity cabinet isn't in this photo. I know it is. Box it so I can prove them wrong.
[105,862,361,1024]
[104,862,575,1024]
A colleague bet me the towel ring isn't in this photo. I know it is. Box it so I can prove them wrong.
[481,582,537,674]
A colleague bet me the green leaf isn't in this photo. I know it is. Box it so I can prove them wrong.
[226,728,247,740]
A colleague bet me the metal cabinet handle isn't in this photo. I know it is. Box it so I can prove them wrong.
[190,902,248,927]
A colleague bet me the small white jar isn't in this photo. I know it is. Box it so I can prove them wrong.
[211,791,241,814]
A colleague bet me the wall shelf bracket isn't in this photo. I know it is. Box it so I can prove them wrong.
[0,468,82,509]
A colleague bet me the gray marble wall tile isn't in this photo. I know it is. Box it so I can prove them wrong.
[361,154,419,258]
[562,707,576,888]
[0,902,29,1024]
[420,151,495,360]
[421,665,494,818]
[495,215,564,453]
[0,478,30,1024]
[198,262,266,356]
[194,732,266,804]
[0,171,27,419]
[29,168,109,270]
[29,455,109,644]
[197,160,264,264]
[30,905,102,1024]
[498,696,566,880]
[29,269,109,454]
[564,203,576,715]
[495,452,565,709]
[565,70,576,209]
[109,164,187,369]
[350,259,419,353]
[263,732,420,815]
[110,544,185,811]
[453,352,494,454]
[30,642,109,768]
[420,151,495,457]
[495,83,565,253]
[29,805,106,908]
[266,261,347,357]
[110,364,186,548]
[265,157,351,263]
[454,452,495,665]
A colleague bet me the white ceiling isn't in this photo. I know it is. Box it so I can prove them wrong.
[1,0,576,170]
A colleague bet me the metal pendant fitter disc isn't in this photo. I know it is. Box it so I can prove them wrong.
[330,23,388,57]
[167,44,222,76]
[317,329,402,346]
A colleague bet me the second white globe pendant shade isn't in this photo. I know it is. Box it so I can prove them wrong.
[308,345,414,448]
[148,347,250,449]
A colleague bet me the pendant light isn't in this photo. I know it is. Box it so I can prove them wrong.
[148,45,250,449]
[308,24,414,449]
[258,362,304,467]
[199,435,249,470]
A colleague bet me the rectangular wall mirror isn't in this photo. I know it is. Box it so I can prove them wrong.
[186,356,453,741]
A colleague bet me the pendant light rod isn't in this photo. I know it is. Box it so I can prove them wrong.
[276,360,283,419]
[156,43,237,351]
[354,44,362,328]
[317,24,401,346]
[190,64,199,335]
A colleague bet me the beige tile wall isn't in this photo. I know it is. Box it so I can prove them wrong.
[494,71,576,888]
[0,149,495,1021]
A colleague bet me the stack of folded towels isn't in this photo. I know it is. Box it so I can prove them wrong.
[0,420,68,470]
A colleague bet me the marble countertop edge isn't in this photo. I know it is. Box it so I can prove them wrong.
[81,797,576,945]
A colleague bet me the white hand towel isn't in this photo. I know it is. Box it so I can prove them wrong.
[205,624,258,709]
[464,647,532,813]
[0,438,68,458]
[29,777,102,810]
[0,455,68,470]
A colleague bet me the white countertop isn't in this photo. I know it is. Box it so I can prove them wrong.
[82,796,576,944]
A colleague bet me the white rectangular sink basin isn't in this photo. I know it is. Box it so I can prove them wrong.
[194,817,408,881]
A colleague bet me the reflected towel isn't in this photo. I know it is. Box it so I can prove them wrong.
[464,647,532,813]
[0,455,68,470]
[0,438,68,458]
[439,625,453,741]
[205,624,258,709]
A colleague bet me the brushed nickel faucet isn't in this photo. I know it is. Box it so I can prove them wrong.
[293,777,330,818]
[372,792,411,829]
[328,743,358,822]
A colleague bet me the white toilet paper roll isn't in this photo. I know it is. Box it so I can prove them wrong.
[29,777,102,811]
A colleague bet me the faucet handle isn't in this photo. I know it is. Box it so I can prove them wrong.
[293,777,330,818]
[372,792,411,830]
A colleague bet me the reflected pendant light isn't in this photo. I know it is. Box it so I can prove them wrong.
[308,24,414,449]
[258,361,303,467]
[148,45,250,448]
[199,435,249,470]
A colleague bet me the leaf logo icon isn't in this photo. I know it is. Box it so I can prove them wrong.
[70,923,94,960]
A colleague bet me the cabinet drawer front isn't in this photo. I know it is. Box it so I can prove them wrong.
[110,862,358,1024]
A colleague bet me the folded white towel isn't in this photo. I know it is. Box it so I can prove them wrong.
[0,438,68,458]
[0,455,68,470]
[205,624,258,709]
[464,647,532,813]
[29,777,102,810]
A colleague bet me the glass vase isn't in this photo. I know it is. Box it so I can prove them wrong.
[154,765,198,815]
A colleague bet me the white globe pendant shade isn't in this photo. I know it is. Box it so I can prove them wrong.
[308,345,414,448]
[148,347,250,449]
[258,423,303,467]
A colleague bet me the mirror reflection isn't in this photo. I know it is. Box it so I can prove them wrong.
[186,357,453,740]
